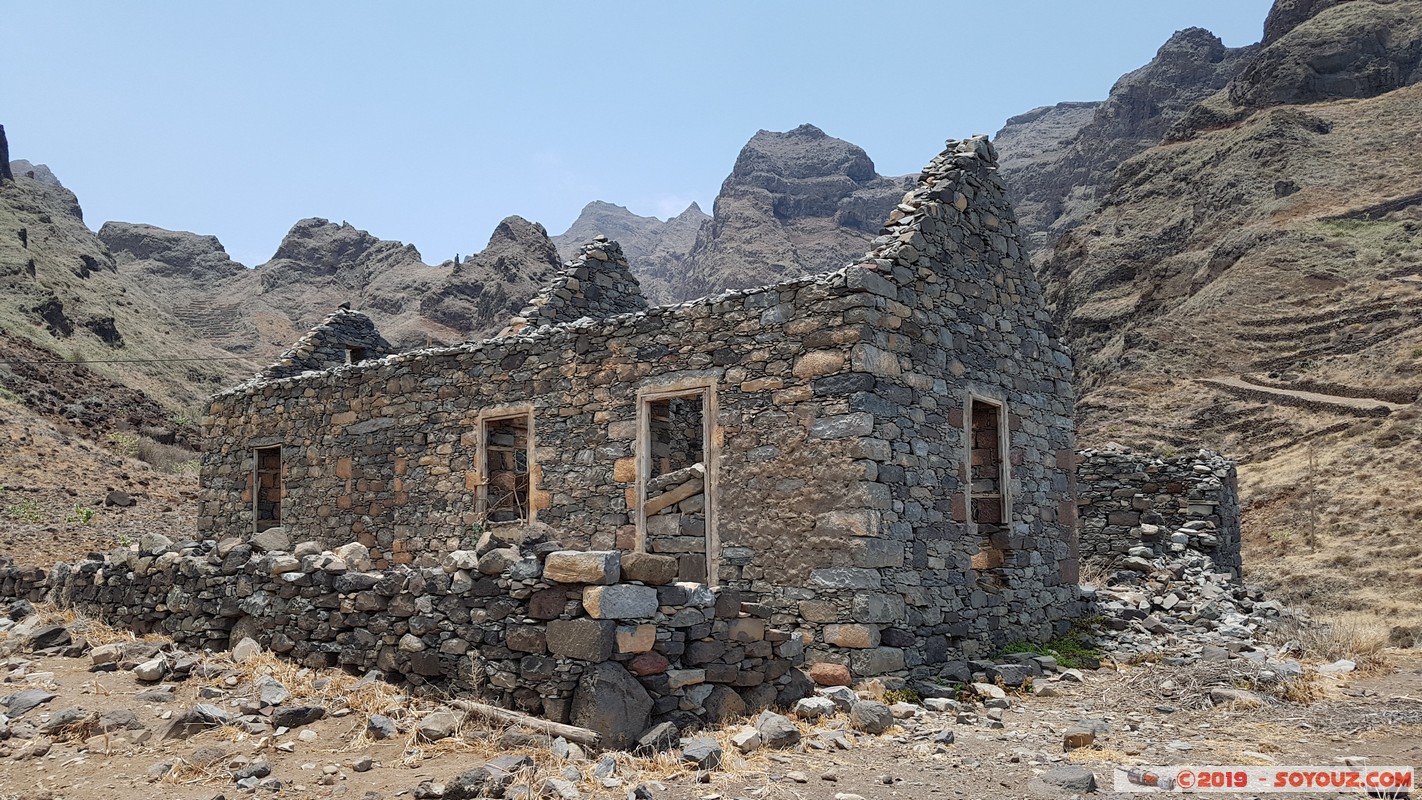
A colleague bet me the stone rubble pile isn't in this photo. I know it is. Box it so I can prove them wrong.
[1084,543,1298,670]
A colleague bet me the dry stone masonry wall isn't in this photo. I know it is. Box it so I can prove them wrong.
[0,532,808,748]
[198,135,1080,689]
[506,236,649,334]
[1076,447,1241,576]
[254,308,396,383]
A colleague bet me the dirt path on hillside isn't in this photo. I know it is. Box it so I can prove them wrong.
[1201,376,1409,414]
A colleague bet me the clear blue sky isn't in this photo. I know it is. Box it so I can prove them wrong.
[3,1,1271,267]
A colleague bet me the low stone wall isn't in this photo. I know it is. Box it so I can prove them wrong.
[1075,447,1241,576]
[0,530,810,748]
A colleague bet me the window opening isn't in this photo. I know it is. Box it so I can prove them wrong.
[482,415,531,523]
[969,399,1005,529]
[968,398,1008,580]
[346,346,367,364]
[642,394,708,582]
[255,446,282,531]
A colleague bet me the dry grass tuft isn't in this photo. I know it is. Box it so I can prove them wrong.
[1274,613,1392,671]
[1102,660,1315,710]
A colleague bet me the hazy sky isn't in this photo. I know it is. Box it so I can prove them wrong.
[4,1,1272,267]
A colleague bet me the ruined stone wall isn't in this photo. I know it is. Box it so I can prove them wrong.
[255,308,395,382]
[786,136,1079,676]
[510,237,648,332]
[1076,447,1242,576]
[0,540,805,747]
[199,136,1079,680]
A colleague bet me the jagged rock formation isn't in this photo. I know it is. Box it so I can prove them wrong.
[7,160,60,187]
[551,201,708,304]
[421,216,564,338]
[672,124,912,301]
[996,29,1254,250]
[0,154,247,411]
[0,126,13,183]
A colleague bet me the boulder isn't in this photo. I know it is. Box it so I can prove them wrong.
[849,700,893,734]
[569,663,652,750]
[417,710,462,742]
[680,737,723,770]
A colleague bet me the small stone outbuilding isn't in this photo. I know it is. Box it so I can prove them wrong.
[199,135,1080,681]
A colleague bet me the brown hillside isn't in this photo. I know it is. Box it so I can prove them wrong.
[1038,10,1422,622]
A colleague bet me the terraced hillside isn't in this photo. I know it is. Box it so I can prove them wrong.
[1037,0,1422,618]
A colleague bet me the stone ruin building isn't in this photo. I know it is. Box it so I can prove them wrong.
[0,135,1093,742]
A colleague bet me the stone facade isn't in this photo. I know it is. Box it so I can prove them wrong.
[1076,447,1241,576]
[198,135,1079,684]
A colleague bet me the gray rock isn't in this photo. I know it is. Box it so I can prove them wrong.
[634,722,679,755]
[251,527,290,553]
[3,689,57,717]
[794,696,836,720]
[256,676,291,707]
[133,657,167,682]
[1040,765,1098,793]
[547,618,616,662]
[163,704,230,739]
[680,737,724,770]
[272,705,325,728]
[849,701,893,734]
[417,710,462,742]
[754,710,801,749]
[366,714,398,739]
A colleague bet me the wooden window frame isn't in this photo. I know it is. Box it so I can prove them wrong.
[964,394,1010,536]
[476,407,536,526]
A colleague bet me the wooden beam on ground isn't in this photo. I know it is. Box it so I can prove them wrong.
[450,700,602,748]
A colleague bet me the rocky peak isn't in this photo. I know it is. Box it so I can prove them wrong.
[457,215,561,277]
[669,125,910,300]
[1228,0,1422,110]
[995,26,1253,249]
[8,160,61,188]
[724,124,881,220]
[98,222,245,280]
[417,215,564,340]
[1262,0,1348,45]
[269,218,423,274]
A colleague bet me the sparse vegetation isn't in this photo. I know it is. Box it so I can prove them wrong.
[65,504,96,524]
[999,623,1102,670]
[4,496,44,523]
[1275,613,1392,671]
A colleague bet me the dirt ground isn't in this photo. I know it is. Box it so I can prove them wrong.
[0,616,1416,800]
[0,401,197,566]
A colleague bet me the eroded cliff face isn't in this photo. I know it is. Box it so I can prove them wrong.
[671,124,912,301]
[420,216,563,339]
[996,28,1255,251]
